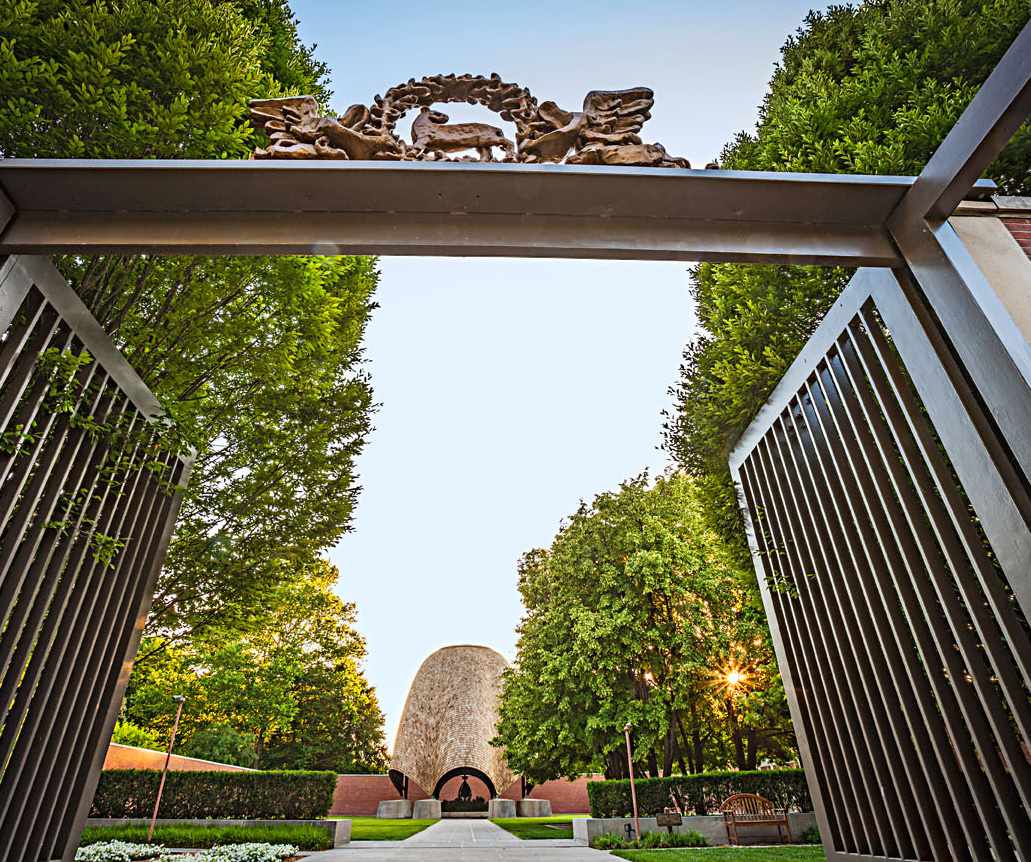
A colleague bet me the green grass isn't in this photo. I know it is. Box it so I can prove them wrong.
[612,847,827,861]
[491,814,587,840]
[345,816,436,840]
[77,823,331,850]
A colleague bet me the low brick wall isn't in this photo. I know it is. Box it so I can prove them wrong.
[1003,216,1031,259]
[103,743,252,773]
[330,774,431,816]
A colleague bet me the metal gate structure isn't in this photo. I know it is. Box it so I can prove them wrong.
[729,23,1031,862]
[0,17,1026,862]
[0,256,191,862]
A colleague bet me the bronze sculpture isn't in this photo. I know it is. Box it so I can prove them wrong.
[250,73,690,168]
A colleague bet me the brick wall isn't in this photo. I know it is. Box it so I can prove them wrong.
[103,742,251,772]
[500,774,602,813]
[1003,216,1031,259]
[329,774,431,816]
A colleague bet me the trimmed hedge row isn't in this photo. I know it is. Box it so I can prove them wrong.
[587,769,811,817]
[90,769,336,820]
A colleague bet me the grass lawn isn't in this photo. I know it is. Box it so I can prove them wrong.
[612,848,826,861]
[344,816,437,840]
[78,823,331,850]
[492,814,588,839]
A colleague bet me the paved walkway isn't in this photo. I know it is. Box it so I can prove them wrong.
[305,818,609,861]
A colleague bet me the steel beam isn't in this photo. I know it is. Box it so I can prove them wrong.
[0,159,995,263]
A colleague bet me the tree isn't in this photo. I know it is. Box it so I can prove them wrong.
[664,0,1031,550]
[0,0,378,644]
[494,474,793,783]
[123,559,388,771]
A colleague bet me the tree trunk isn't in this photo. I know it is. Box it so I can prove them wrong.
[662,724,675,777]
[727,698,746,770]
[647,747,659,778]
[745,728,759,770]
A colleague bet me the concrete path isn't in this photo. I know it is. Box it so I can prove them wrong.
[304,818,611,860]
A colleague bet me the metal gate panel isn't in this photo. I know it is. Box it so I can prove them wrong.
[730,266,1031,862]
[0,255,191,862]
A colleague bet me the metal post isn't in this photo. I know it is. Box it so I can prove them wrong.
[147,695,185,842]
[623,723,641,841]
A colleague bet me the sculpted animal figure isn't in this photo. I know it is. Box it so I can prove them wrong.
[411,106,515,161]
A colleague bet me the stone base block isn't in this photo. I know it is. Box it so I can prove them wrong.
[413,798,442,819]
[488,798,517,818]
[516,799,552,817]
[376,799,412,819]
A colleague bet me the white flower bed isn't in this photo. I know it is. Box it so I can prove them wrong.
[75,842,165,862]
[76,843,297,862]
[196,845,298,862]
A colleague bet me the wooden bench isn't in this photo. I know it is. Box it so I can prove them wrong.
[720,792,792,845]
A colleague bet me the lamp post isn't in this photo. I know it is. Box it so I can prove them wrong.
[623,723,641,841]
[147,694,185,843]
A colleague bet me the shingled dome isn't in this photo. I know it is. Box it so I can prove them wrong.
[389,645,514,800]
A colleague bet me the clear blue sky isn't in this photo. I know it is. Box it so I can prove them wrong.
[290,0,833,748]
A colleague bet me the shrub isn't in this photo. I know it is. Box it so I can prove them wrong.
[800,825,822,845]
[110,721,161,751]
[441,796,488,813]
[587,769,810,817]
[90,770,336,820]
[590,830,708,850]
[79,824,331,851]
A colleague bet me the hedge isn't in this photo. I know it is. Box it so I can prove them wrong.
[587,769,811,817]
[90,770,336,820]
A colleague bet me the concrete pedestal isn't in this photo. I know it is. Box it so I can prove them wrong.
[516,799,552,817]
[488,798,517,818]
[376,799,413,819]
[413,798,442,819]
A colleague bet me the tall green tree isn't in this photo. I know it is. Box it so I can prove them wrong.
[664,0,1031,549]
[0,0,378,644]
[494,474,793,783]
[123,559,389,772]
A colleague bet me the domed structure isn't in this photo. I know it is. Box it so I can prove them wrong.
[389,645,514,799]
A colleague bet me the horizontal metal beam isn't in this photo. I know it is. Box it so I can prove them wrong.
[0,158,995,262]
[0,211,900,265]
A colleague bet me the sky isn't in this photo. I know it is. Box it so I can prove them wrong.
[290,0,833,748]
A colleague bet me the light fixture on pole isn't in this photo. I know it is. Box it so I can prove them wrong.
[623,722,641,841]
[147,694,186,843]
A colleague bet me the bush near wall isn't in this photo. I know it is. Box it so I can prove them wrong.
[90,770,336,819]
[587,769,810,817]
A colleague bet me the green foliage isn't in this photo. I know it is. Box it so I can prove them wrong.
[181,725,259,769]
[89,769,336,819]
[799,825,822,845]
[610,848,825,861]
[0,0,378,654]
[664,0,1031,551]
[441,796,488,812]
[587,769,811,817]
[494,473,794,784]
[79,824,331,851]
[123,560,388,773]
[593,830,708,850]
[110,720,161,750]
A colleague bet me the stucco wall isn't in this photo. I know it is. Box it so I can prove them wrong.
[103,743,252,772]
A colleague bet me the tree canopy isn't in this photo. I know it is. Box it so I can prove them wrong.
[123,559,388,772]
[494,474,793,784]
[0,0,389,768]
[664,0,1031,550]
